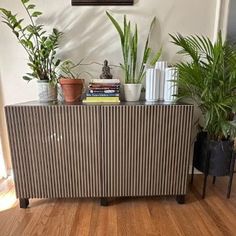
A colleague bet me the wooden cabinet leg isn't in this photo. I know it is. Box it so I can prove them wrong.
[176,195,185,204]
[100,198,108,207]
[19,198,29,209]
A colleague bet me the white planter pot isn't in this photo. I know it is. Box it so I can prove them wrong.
[124,84,142,102]
[145,68,160,101]
[37,80,57,102]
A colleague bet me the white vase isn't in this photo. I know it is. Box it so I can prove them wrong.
[37,80,57,102]
[155,61,168,101]
[164,67,178,102]
[124,84,142,102]
[145,68,160,101]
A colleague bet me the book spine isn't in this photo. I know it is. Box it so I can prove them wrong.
[89,90,120,94]
[89,83,120,87]
[91,79,120,84]
[86,93,120,97]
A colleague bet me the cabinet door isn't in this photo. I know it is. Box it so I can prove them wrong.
[6,105,102,198]
[101,105,193,197]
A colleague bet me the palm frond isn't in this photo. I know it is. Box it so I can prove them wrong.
[170,31,236,140]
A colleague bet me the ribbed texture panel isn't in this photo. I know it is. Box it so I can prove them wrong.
[101,105,193,197]
[5,105,102,198]
[5,103,193,199]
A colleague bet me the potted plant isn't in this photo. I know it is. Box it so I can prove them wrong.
[0,0,62,102]
[106,12,161,102]
[170,32,236,180]
[59,60,85,102]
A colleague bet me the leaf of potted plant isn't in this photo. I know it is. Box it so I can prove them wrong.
[106,12,162,102]
[170,31,236,179]
[0,0,62,102]
[59,60,85,102]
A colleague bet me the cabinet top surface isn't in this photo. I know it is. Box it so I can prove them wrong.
[6,100,193,107]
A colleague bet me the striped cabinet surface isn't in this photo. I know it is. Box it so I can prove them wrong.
[5,105,102,199]
[5,101,194,207]
[101,105,193,197]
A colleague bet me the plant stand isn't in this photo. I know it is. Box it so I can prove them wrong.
[191,152,236,199]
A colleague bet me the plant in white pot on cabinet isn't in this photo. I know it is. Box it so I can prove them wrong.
[0,0,62,102]
[106,12,161,102]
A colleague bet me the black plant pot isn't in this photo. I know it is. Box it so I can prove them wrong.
[194,132,233,177]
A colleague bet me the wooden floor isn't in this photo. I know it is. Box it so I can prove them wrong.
[0,175,236,236]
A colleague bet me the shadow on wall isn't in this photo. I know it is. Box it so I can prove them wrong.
[0,72,10,173]
[37,1,162,80]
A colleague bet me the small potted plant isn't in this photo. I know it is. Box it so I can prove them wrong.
[170,32,236,183]
[0,0,62,102]
[106,12,161,102]
[59,60,85,102]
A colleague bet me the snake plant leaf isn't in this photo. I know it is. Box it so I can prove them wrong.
[106,11,124,46]
[150,47,162,67]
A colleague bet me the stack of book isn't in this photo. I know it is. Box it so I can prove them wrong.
[83,79,120,103]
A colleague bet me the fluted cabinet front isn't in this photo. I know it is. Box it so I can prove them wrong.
[5,103,193,200]
[101,105,193,197]
[5,105,102,198]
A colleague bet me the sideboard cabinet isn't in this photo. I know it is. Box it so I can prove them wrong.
[5,101,193,208]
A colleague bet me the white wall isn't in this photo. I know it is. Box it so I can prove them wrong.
[0,0,220,169]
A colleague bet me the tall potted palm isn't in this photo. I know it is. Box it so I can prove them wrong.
[0,0,62,102]
[106,12,161,102]
[170,32,236,179]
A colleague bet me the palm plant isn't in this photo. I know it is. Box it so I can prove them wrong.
[170,32,236,140]
[106,11,161,84]
[0,0,62,84]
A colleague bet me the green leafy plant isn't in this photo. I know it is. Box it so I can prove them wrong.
[106,11,162,84]
[170,32,236,140]
[0,0,62,84]
[60,59,94,79]
[60,60,83,79]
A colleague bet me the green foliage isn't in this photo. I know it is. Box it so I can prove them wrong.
[106,11,161,84]
[60,59,84,79]
[0,0,63,83]
[170,32,236,140]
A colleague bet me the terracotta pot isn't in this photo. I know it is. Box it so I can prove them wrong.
[60,78,84,102]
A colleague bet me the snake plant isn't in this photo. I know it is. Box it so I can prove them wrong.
[107,11,161,84]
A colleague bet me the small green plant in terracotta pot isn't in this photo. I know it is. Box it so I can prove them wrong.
[59,60,85,102]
